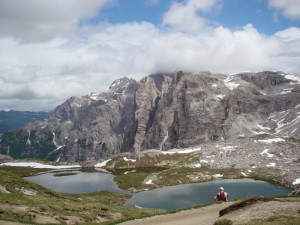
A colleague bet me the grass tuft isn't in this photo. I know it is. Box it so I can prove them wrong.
[214,218,233,225]
[241,215,300,225]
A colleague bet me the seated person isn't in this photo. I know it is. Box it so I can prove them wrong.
[214,187,228,202]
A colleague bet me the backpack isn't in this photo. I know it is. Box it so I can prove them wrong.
[219,191,226,201]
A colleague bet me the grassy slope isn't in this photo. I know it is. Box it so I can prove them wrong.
[0,167,167,225]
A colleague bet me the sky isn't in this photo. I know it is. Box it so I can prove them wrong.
[0,0,300,112]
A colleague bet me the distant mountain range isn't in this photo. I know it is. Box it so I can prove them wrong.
[0,111,50,133]
[0,71,299,162]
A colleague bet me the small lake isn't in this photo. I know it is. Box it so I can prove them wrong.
[25,170,129,194]
[125,178,290,210]
[25,170,291,210]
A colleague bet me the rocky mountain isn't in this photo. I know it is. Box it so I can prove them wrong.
[0,110,50,133]
[0,71,299,162]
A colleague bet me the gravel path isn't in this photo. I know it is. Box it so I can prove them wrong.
[119,202,233,225]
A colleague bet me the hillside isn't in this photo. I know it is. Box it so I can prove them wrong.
[0,111,50,133]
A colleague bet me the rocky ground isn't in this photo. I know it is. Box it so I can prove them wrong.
[104,136,300,192]
[192,137,300,188]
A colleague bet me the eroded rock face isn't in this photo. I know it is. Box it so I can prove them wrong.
[141,72,228,150]
[55,77,138,161]
[1,71,300,161]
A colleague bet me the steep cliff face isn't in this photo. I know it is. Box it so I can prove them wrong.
[134,74,174,153]
[141,72,228,150]
[0,71,299,161]
[54,77,138,161]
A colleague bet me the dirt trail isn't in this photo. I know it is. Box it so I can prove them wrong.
[119,202,233,225]
[0,222,29,225]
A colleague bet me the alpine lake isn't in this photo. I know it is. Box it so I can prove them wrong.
[25,168,291,210]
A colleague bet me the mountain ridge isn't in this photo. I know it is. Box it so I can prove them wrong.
[0,110,50,133]
[0,71,299,162]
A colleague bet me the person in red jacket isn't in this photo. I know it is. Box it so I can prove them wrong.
[214,187,228,202]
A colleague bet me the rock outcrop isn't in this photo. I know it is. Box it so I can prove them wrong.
[0,71,299,161]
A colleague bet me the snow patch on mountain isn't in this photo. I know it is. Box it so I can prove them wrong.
[284,74,300,83]
[260,149,274,158]
[145,179,153,185]
[293,178,300,185]
[94,159,112,168]
[89,92,99,100]
[269,108,300,136]
[161,147,202,155]
[0,162,81,169]
[257,138,285,143]
[224,76,240,90]
[257,124,271,131]
[123,157,136,162]
[213,174,223,178]
[215,94,225,99]
[278,88,294,95]
[266,162,276,167]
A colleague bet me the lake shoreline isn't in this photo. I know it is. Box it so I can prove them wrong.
[23,168,292,211]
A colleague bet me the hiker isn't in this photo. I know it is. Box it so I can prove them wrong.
[214,187,228,202]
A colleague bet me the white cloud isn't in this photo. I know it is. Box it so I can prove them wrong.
[2,21,298,111]
[275,27,300,42]
[269,0,300,20]
[0,0,299,112]
[141,24,281,73]
[0,22,299,110]
[0,0,114,42]
[273,27,300,72]
[162,0,222,32]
